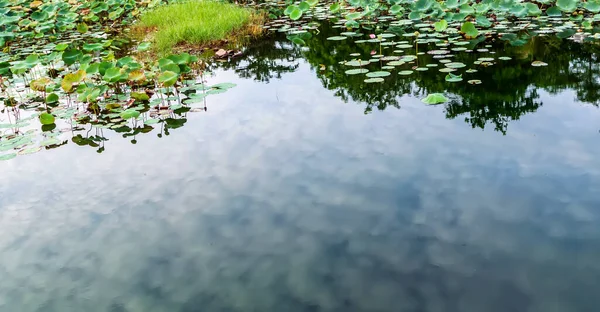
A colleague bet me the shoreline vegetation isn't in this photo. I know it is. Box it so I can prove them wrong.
[133,0,265,55]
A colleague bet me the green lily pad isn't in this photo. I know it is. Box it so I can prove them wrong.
[445,73,463,82]
[422,93,448,104]
[39,113,55,125]
[0,153,16,161]
[365,71,391,78]
[345,68,369,75]
[364,77,385,83]
[120,109,141,120]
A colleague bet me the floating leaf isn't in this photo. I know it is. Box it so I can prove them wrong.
[77,23,89,34]
[445,73,463,82]
[289,7,303,20]
[145,119,161,125]
[30,77,51,92]
[366,71,391,78]
[46,93,59,104]
[62,49,82,65]
[0,153,16,161]
[18,147,42,155]
[329,2,341,12]
[546,6,562,16]
[120,109,141,120]
[345,68,369,75]
[532,61,548,67]
[422,93,447,104]
[364,77,384,83]
[557,0,577,12]
[461,22,479,38]
[158,71,178,87]
[434,20,448,32]
[39,113,55,125]
[131,92,150,102]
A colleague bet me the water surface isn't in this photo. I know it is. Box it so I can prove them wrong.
[1,27,600,312]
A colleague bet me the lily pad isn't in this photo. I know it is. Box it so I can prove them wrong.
[0,153,17,161]
[364,77,385,83]
[422,93,448,104]
[345,68,369,75]
[366,71,391,78]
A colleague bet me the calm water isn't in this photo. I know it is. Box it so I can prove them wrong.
[2,26,600,312]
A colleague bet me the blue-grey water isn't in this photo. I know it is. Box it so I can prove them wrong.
[2,37,600,311]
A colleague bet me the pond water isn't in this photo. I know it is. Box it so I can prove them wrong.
[2,23,600,312]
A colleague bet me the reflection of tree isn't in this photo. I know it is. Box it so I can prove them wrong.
[302,22,412,113]
[217,35,303,83]
[219,23,600,133]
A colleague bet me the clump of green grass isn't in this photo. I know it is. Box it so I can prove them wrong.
[137,0,259,53]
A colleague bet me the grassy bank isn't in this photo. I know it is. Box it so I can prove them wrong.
[135,0,263,54]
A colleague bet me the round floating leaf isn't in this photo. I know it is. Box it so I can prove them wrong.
[39,113,55,125]
[390,4,403,14]
[434,20,448,32]
[211,83,237,90]
[83,43,103,51]
[158,71,178,87]
[532,61,548,67]
[345,68,369,75]
[46,93,59,104]
[62,49,82,65]
[364,77,384,83]
[398,70,413,75]
[77,23,89,34]
[18,147,41,155]
[30,77,51,92]
[498,56,512,60]
[346,12,363,19]
[439,68,456,73]
[387,61,406,66]
[584,0,600,12]
[422,93,448,104]
[128,69,146,83]
[345,60,370,66]
[289,7,303,20]
[445,73,463,82]
[461,22,479,38]
[445,62,466,68]
[298,1,310,11]
[145,119,161,125]
[546,6,562,16]
[120,109,141,120]
[557,0,577,12]
[329,3,341,12]
[103,67,122,83]
[468,80,482,85]
[366,71,391,78]
[40,138,60,147]
[0,153,16,161]
[131,92,150,102]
